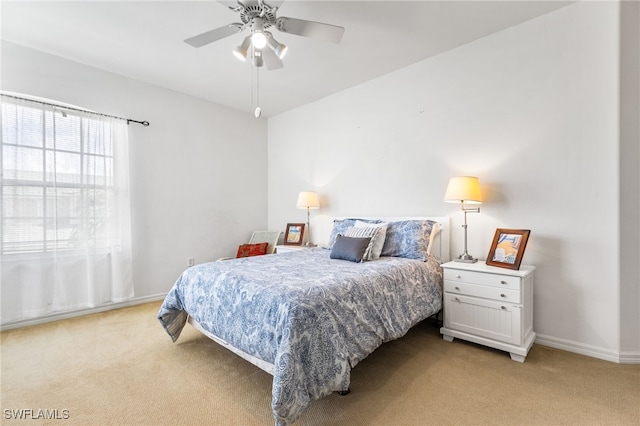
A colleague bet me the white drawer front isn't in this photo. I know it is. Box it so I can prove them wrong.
[443,294,522,345]
[443,268,521,290]
[444,280,521,304]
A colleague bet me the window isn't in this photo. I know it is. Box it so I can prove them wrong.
[1,94,133,324]
[2,99,119,255]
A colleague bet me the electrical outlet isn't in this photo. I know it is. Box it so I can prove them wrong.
[187,257,195,267]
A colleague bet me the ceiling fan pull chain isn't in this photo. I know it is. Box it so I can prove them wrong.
[251,52,255,104]
[255,64,262,118]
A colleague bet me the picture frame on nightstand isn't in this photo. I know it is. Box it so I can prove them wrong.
[284,223,305,246]
[486,228,530,270]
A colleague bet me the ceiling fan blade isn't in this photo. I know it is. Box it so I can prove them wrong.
[261,48,283,70]
[216,0,242,11]
[276,17,345,44]
[184,24,241,48]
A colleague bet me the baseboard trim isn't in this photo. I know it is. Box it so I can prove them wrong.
[0,294,167,332]
[535,333,640,364]
[4,298,639,365]
[619,351,640,364]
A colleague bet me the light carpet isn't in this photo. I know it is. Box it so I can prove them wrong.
[1,302,639,425]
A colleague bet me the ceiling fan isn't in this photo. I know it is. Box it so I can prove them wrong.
[184,0,345,70]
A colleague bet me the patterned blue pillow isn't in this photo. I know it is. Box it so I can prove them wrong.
[381,220,437,261]
[326,218,382,249]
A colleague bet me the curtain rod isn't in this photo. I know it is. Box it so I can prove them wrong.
[0,93,150,127]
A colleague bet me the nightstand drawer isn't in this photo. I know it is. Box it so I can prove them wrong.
[443,268,521,290]
[444,280,521,303]
[443,293,522,345]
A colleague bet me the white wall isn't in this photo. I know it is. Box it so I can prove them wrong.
[268,2,638,361]
[1,41,268,313]
[619,0,640,359]
[2,3,637,361]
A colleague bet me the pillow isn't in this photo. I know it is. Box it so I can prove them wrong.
[380,220,438,261]
[326,218,382,249]
[354,220,388,260]
[345,226,379,261]
[236,242,268,258]
[426,222,441,256]
[329,234,372,263]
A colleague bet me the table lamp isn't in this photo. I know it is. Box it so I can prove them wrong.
[444,176,482,263]
[296,191,320,247]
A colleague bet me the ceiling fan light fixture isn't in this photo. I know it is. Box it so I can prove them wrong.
[251,18,267,49]
[232,48,247,61]
[185,2,346,75]
[232,35,251,61]
[276,44,288,59]
[265,32,288,59]
[251,31,267,49]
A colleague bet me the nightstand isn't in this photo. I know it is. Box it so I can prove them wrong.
[275,245,309,254]
[440,261,536,362]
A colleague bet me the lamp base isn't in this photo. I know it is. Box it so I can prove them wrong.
[454,254,478,263]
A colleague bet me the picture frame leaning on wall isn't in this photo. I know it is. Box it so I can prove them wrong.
[284,223,305,246]
[486,228,531,270]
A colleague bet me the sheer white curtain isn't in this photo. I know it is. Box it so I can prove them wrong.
[1,95,133,325]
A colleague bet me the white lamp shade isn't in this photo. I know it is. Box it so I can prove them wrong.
[296,191,320,209]
[444,176,482,204]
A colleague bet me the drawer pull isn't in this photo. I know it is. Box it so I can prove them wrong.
[456,274,461,279]
[501,306,507,310]
[500,280,508,285]
[454,297,460,302]
[455,286,460,291]
[500,294,507,298]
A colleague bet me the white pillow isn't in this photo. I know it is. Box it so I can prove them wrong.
[354,220,388,260]
[427,222,441,256]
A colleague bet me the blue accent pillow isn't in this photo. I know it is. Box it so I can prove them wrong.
[330,234,372,263]
[381,220,437,261]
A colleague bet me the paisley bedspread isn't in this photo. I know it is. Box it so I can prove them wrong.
[158,248,443,425]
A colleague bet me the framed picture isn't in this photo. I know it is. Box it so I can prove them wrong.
[284,223,305,246]
[486,229,531,270]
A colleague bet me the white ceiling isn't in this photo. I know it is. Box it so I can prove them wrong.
[1,1,572,118]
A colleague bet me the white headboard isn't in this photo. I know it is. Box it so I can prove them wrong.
[327,216,451,262]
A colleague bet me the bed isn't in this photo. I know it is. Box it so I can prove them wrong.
[158,217,449,425]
